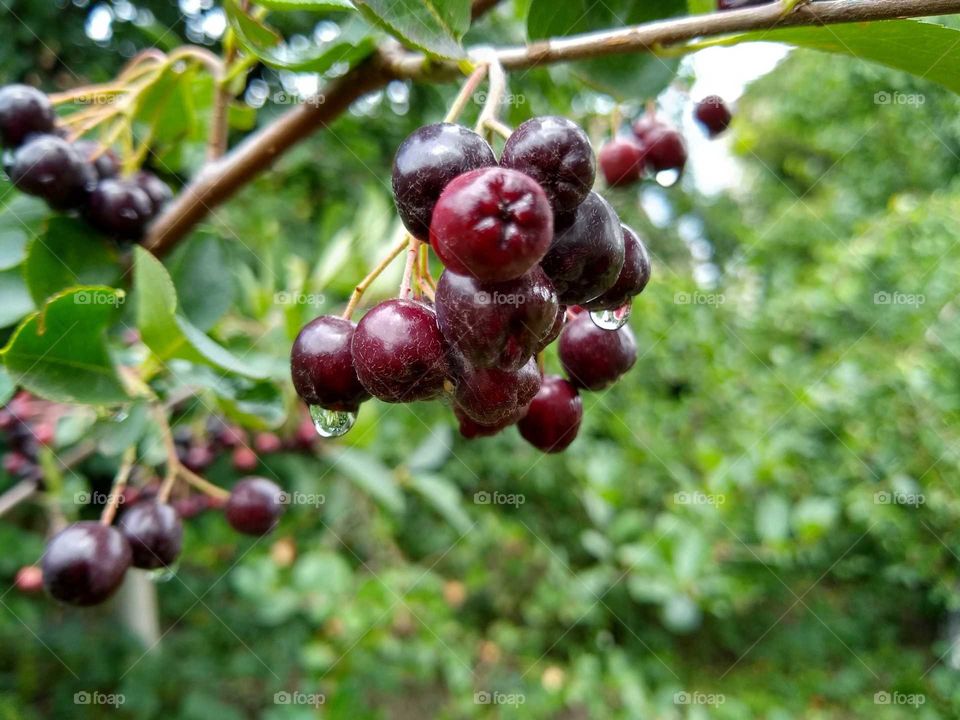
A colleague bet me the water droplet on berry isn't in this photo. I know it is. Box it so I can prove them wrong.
[309,405,356,438]
[589,304,631,330]
[148,561,179,583]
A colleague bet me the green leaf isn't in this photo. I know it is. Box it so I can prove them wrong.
[133,247,267,379]
[164,361,287,429]
[406,423,452,472]
[527,0,686,99]
[717,21,960,95]
[0,227,28,271]
[686,0,713,13]
[168,234,234,331]
[330,447,405,512]
[256,0,355,10]
[408,472,472,534]
[0,367,14,407]
[23,217,121,305]
[1,287,129,404]
[94,400,151,456]
[353,0,469,59]
[0,269,36,329]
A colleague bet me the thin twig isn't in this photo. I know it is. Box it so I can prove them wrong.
[399,236,421,300]
[100,446,136,526]
[443,64,488,124]
[178,466,230,501]
[342,231,411,319]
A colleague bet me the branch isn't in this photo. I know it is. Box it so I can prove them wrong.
[143,0,960,254]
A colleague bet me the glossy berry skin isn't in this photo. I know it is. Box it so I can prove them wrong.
[352,299,448,403]
[9,135,94,209]
[599,137,646,187]
[119,502,183,569]
[695,95,732,137]
[435,267,558,371]
[454,357,541,426]
[518,376,583,453]
[632,115,661,142]
[291,316,369,412]
[536,305,566,353]
[431,167,553,282]
[73,140,119,179]
[540,191,624,305]
[583,225,651,310]
[86,179,154,240]
[0,85,55,148]
[225,477,286,536]
[42,522,131,606]
[392,123,496,240]
[133,170,174,211]
[500,116,596,214]
[644,126,687,174]
[559,312,637,390]
[454,403,526,439]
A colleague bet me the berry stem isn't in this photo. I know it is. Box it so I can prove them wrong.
[484,118,513,140]
[399,236,422,300]
[475,56,506,137]
[177,466,230,501]
[99,446,136,527]
[443,64,488,124]
[154,406,180,504]
[342,231,410,320]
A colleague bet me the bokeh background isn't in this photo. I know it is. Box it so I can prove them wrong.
[2,1,960,717]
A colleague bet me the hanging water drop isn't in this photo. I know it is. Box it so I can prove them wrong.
[590,303,631,330]
[309,405,356,438]
[655,168,681,188]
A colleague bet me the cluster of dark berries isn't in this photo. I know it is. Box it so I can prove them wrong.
[0,84,172,242]
[291,116,650,453]
[0,392,55,484]
[599,97,732,188]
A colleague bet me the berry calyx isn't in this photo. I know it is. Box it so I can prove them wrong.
[454,357,541,426]
[583,224,651,310]
[42,521,132,606]
[9,135,94,210]
[540,191,624,305]
[500,116,596,215]
[599,137,646,187]
[435,267,558,371]
[430,166,553,282]
[119,501,183,569]
[559,312,637,390]
[85,179,154,240]
[695,95,733,137]
[518,376,582,453]
[0,84,55,148]
[392,122,496,240]
[225,477,286,536]
[351,299,448,403]
[291,316,369,412]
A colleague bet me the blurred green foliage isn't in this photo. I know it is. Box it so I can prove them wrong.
[2,2,960,718]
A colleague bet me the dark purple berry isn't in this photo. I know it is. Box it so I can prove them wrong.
[73,140,119,179]
[518,376,582,453]
[454,404,526,439]
[599,137,646,187]
[232,446,259,472]
[435,267,558,371]
[291,315,369,412]
[119,502,183,569]
[86,179,154,240]
[583,225,651,310]
[183,444,214,472]
[431,167,553,282]
[42,521,131,606]
[0,85,55,148]
[454,357,541,426]
[9,135,94,209]
[500,116,596,214]
[540,191,624,305]
[352,299,448,403]
[536,305,566,353]
[254,432,283,454]
[225,477,285,536]
[643,126,687,174]
[559,312,637,390]
[133,170,173,212]
[392,123,496,240]
[695,95,732,137]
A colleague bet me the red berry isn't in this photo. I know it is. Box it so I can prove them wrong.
[352,299,449,403]
[599,137,646,187]
[232,446,259,473]
[291,316,369,412]
[643,126,687,174]
[559,313,637,390]
[225,477,286,536]
[536,305,566,353]
[518,376,582,453]
[119,502,183,569]
[183,444,215,472]
[42,522,131,606]
[583,224,651,311]
[0,85,55,148]
[500,116,596,214]
[254,432,283,454]
[392,122,496,240]
[540,191,624,305]
[454,357,541,426]
[435,267,558,371]
[453,404,525,439]
[430,167,553,282]
[695,95,732,137]
[15,565,44,594]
